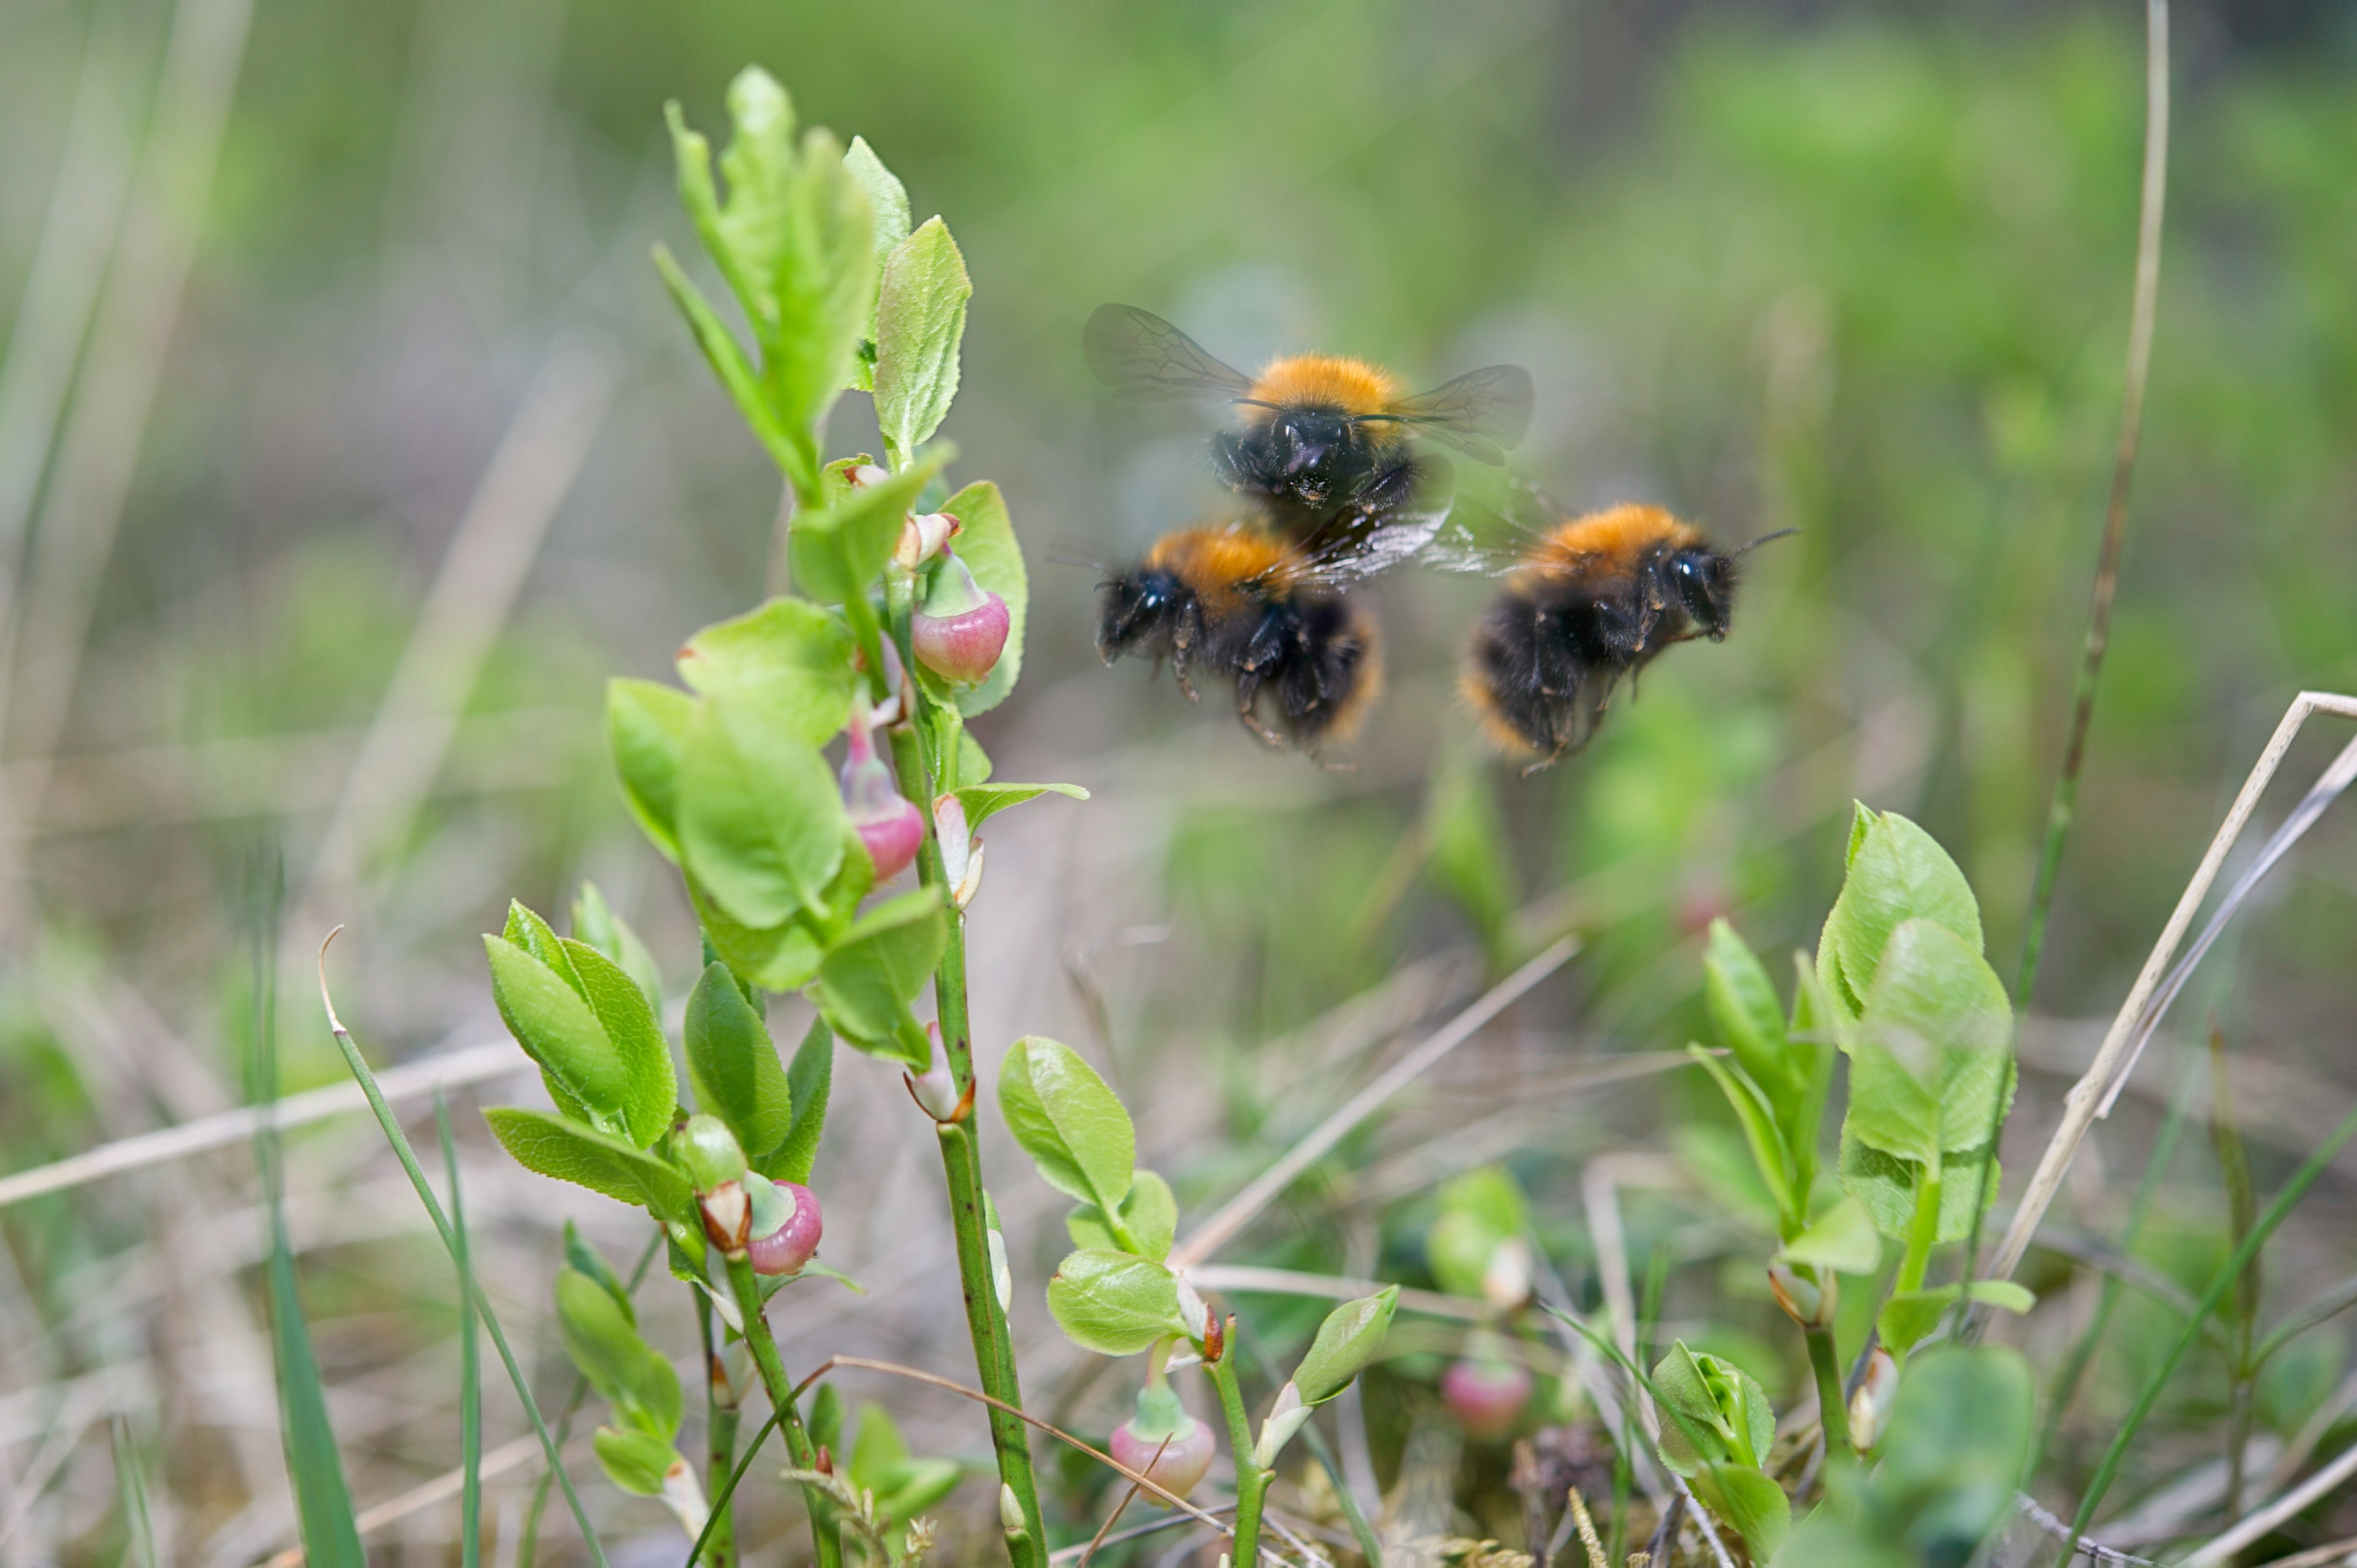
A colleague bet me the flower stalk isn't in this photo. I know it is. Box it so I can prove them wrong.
[1206,1334,1270,1568]
[721,1253,842,1568]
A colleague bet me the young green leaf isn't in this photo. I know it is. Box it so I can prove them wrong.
[1426,1167,1531,1298]
[1817,806,1984,1016]
[1772,1196,1881,1276]
[787,448,945,605]
[1859,1348,2033,1560]
[1840,918,2013,1173]
[592,1427,681,1496]
[806,888,947,1063]
[690,877,828,993]
[957,729,993,787]
[764,126,874,456]
[485,1107,695,1220]
[557,937,676,1148]
[678,692,847,929]
[573,882,663,1013]
[686,961,795,1162]
[950,781,1089,832]
[874,217,971,458]
[843,138,911,280]
[1045,1249,1187,1355]
[676,597,857,746]
[934,481,1026,716]
[1065,1169,1178,1261]
[650,247,797,475]
[564,1221,635,1323]
[1652,1342,1774,1474]
[1838,1126,1998,1244]
[997,1036,1136,1216]
[484,938,634,1138]
[762,1016,834,1184]
[1686,1047,1801,1225]
[1690,1463,1791,1564]
[558,1267,684,1440]
[607,678,693,861]
[1705,920,1795,1104]
[1877,1281,2034,1356]
[1292,1286,1399,1404]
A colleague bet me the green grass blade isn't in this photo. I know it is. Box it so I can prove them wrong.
[112,1419,157,1568]
[688,1411,785,1567]
[438,1094,483,1568]
[2058,1095,2357,1563]
[519,1229,662,1568]
[317,938,612,1568]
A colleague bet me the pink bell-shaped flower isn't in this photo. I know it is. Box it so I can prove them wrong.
[745,1179,823,1276]
[1441,1357,1533,1440]
[840,704,923,880]
[1110,1385,1215,1501]
[911,547,1009,686]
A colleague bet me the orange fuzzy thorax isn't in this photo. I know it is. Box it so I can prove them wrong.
[1525,504,1705,580]
[1145,526,1300,603]
[1245,355,1401,420]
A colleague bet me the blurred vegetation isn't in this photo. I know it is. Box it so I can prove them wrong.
[4,0,2357,1560]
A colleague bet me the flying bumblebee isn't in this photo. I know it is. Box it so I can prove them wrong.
[1095,517,1410,753]
[1444,492,1791,766]
[1084,304,1534,538]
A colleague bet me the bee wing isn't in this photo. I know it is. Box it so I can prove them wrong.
[1279,480,1461,590]
[1083,305,1256,401]
[1378,365,1535,465]
[1418,485,1557,577]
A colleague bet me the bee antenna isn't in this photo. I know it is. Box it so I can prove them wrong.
[1228,397,1279,411]
[1733,527,1799,556]
[1042,550,1115,572]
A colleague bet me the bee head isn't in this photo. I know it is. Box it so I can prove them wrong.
[1274,408,1355,498]
[1097,567,1181,663]
[1667,549,1737,639]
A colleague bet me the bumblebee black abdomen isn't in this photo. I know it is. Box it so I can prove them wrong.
[1462,584,1617,760]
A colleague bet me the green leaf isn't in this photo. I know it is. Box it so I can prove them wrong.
[1819,805,1984,1016]
[1838,1125,1998,1243]
[607,678,693,862]
[592,1427,680,1496]
[847,1402,909,1492]
[952,781,1088,831]
[1652,1341,1774,1474]
[844,137,911,280]
[563,1220,634,1324]
[877,1458,962,1524]
[1691,1462,1791,1564]
[558,1269,683,1440]
[503,900,576,988]
[1066,1168,1177,1260]
[1863,919,2015,1151]
[676,597,857,747]
[678,693,846,929]
[789,448,946,606]
[1426,1167,1530,1297]
[1877,1282,2034,1356]
[763,1016,834,1183]
[1705,920,1795,1104]
[811,1383,845,1457]
[764,125,874,451]
[485,1107,695,1220]
[686,962,795,1162]
[806,888,946,1063]
[997,1036,1135,1215]
[485,937,633,1138]
[1046,1249,1185,1355]
[690,876,827,994]
[1772,1196,1882,1276]
[1292,1286,1399,1404]
[1686,1048,1799,1224]
[956,729,993,787]
[572,882,663,1014]
[874,217,971,457]
[935,481,1027,716]
[557,937,675,1149]
[1863,1348,2033,1560]
[651,245,797,475]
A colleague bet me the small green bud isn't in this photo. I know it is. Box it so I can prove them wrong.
[677,1113,748,1192]
[1292,1286,1399,1405]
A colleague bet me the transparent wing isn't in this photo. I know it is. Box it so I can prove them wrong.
[1418,483,1559,578]
[1278,464,1464,590]
[1083,304,1256,401]
[1376,365,1535,465]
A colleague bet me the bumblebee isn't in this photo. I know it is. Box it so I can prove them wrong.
[1084,304,1532,535]
[1096,522,1386,752]
[1450,499,1789,765]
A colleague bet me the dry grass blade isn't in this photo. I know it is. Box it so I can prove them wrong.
[2182,1436,2357,1566]
[1188,1265,1484,1321]
[1984,691,2357,1293]
[1078,1433,1169,1568]
[1564,1490,1605,1568]
[258,1436,545,1568]
[0,1041,523,1210]
[1168,937,1576,1270]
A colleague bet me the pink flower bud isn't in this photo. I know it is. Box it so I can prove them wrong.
[1111,1413,1215,1501]
[745,1180,823,1276]
[845,462,890,489]
[700,1181,751,1254]
[841,709,924,881]
[894,510,962,570]
[911,548,1009,686]
[1441,1358,1533,1440]
[1848,1345,1899,1453]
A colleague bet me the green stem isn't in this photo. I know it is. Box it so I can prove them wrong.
[722,1255,841,1568]
[887,718,1050,1568]
[1896,1164,1943,1296]
[842,589,892,706]
[1804,1323,1851,1455]
[695,1290,738,1568]
[1206,1349,1268,1568]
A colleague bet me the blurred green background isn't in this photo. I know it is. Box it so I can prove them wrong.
[3,0,2355,1559]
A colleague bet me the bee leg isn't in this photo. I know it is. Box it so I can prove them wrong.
[1354,459,1422,520]
[1234,672,1286,748]
[1171,602,1201,701]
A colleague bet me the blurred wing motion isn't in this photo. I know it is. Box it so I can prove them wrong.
[1280,462,1461,590]
[1378,365,1534,465]
[1421,480,1557,577]
[1084,304,1256,400]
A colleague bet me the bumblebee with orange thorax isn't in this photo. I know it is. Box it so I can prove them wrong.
[1097,523,1383,751]
[1084,304,1532,543]
[1453,500,1791,765]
